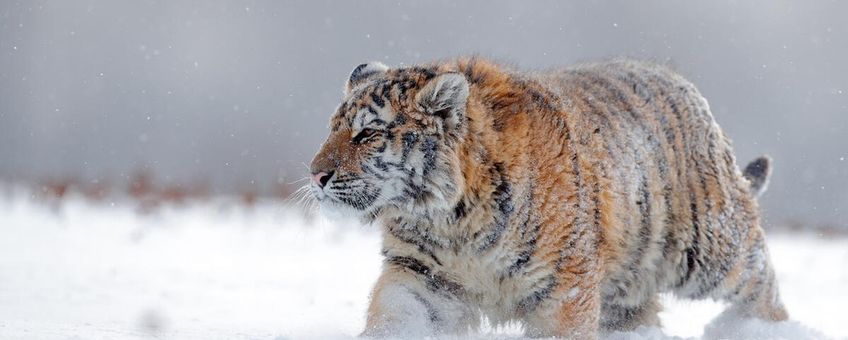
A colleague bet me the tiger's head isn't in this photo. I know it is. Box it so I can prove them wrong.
[309,62,470,222]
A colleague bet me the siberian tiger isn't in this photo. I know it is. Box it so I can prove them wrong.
[307,57,787,338]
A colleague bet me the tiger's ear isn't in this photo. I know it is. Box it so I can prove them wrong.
[345,62,389,94]
[415,73,469,133]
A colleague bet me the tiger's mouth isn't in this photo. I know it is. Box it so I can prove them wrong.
[310,176,385,221]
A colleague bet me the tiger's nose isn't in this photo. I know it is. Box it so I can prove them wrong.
[311,170,335,188]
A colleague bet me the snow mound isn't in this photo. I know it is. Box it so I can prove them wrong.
[701,310,829,340]
[606,316,829,340]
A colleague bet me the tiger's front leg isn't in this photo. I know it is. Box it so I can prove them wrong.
[522,231,604,340]
[523,277,602,339]
[362,263,477,337]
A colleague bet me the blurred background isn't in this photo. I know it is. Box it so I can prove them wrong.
[1,1,846,228]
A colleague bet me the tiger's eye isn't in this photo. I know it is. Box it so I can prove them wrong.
[353,128,379,144]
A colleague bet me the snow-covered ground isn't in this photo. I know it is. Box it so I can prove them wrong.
[0,194,846,339]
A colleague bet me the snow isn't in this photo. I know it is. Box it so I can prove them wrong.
[0,194,845,340]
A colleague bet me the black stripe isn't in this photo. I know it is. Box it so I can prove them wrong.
[336,188,380,210]
[462,57,485,84]
[338,101,351,117]
[634,173,653,266]
[452,199,467,221]
[509,215,537,275]
[387,224,443,266]
[368,118,387,127]
[363,161,388,179]
[681,131,703,285]
[396,218,451,249]
[694,173,711,283]
[401,132,418,165]
[387,256,431,277]
[526,86,560,112]
[508,194,538,276]
[508,232,538,277]
[565,113,585,262]
[641,72,682,263]
[409,66,437,80]
[508,249,533,276]
[478,163,514,252]
[376,79,391,99]
[410,291,440,323]
[385,112,407,129]
[349,63,370,84]
[332,176,358,184]
[687,91,714,296]
[515,275,557,316]
[375,140,387,153]
[421,136,438,176]
[386,256,464,297]
[370,93,385,108]
[690,112,733,298]
[567,73,615,243]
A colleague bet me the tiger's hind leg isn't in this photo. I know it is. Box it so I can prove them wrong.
[600,295,662,332]
[677,225,788,322]
[716,228,788,321]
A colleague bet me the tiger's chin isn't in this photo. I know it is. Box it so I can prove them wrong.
[317,199,382,225]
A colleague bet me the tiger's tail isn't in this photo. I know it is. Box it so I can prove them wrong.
[743,155,772,198]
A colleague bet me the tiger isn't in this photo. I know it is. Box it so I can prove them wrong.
[307,57,788,339]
